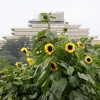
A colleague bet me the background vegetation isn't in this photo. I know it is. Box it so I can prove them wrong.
[0,37,32,66]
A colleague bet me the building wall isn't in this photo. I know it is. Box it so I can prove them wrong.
[0,12,98,48]
[38,12,64,21]
[91,39,100,45]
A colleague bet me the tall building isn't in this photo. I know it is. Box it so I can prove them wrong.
[0,12,99,48]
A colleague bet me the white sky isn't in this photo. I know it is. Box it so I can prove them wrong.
[0,0,100,40]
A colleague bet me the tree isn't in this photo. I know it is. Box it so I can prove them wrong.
[0,55,10,70]
[0,37,33,65]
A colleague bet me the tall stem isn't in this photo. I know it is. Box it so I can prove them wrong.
[48,20,50,29]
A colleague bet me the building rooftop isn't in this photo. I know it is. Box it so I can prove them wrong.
[29,12,64,24]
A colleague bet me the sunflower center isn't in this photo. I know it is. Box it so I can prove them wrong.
[23,50,26,53]
[18,64,21,67]
[51,63,55,69]
[64,28,67,31]
[79,43,83,47]
[87,58,91,62]
[48,46,52,52]
[43,15,48,19]
[68,45,73,50]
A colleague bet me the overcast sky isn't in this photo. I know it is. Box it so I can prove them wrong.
[0,0,100,40]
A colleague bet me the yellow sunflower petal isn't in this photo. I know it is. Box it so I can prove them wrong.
[51,61,58,71]
[85,56,92,64]
[44,43,54,55]
[65,42,75,53]
[77,41,85,49]
[15,62,21,69]
[27,58,34,66]
[21,47,28,54]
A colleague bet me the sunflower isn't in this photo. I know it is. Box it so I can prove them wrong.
[27,58,34,66]
[21,47,28,53]
[65,42,75,53]
[15,62,22,69]
[85,56,92,64]
[50,61,58,71]
[45,43,54,55]
[77,41,85,49]
[43,14,48,19]
[21,47,30,56]
[63,27,67,32]
[42,13,48,19]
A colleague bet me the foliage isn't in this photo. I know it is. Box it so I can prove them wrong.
[0,13,100,100]
[0,56,10,70]
[0,37,32,65]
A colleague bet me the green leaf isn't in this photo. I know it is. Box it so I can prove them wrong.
[50,16,56,19]
[67,67,74,75]
[69,76,78,87]
[14,77,21,80]
[78,72,88,81]
[42,57,52,71]
[0,80,3,83]
[48,93,58,100]
[37,30,46,37]
[46,29,58,42]
[76,50,84,60]
[29,93,37,99]
[0,87,3,95]
[8,85,17,94]
[3,94,11,100]
[58,61,68,69]
[12,81,23,85]
[69,90,88,100]
[78,72,95,85]
[22,97,28,100]
[33,64,41,77]
[41,79,50,95]
[73,65,82,72]
[89,88,96,95]
[7,97,12,100]
[80,61,88,69]
[38,70,46,81]
[41,13,47,16]
[50,71,61,81]
[50,78,67,99]
[87,74,95,85]
[5,82,12,90]
[80,85,88,95]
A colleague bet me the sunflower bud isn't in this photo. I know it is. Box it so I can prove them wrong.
[63,27,67,32]
[43,14,48,19]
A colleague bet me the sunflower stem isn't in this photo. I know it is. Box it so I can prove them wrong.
[48,20,50,29]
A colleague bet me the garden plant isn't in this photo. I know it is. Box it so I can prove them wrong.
[0,12,100,100]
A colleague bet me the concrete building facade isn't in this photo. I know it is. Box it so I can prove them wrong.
[0,12,99,48]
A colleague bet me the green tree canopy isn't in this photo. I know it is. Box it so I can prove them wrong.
[0,37,33,65]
